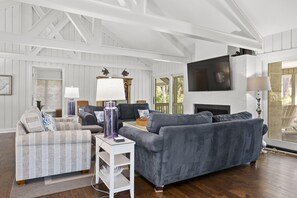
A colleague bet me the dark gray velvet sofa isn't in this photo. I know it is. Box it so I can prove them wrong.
[119,111,266,190]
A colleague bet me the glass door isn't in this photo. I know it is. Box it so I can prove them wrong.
[172,76,184,114]
[267,62,297,151]
[154,77,170,113]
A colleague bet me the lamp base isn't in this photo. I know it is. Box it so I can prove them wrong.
[104,101,119,139]
[256,91,262,118]
[67,99,76,116]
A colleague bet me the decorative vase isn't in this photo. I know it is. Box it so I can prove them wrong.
[67,99,76,116]
[104,101,119,138]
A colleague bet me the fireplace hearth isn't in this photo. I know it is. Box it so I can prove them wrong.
[194,104,230,115]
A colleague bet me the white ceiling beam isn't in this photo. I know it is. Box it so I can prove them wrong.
[0,0,18,7]
[32,6,76,58]
[148,0,191,57]
[24,9,63,39]
[223,0,262,42]
[0,52,152,70]
[160,33,190,57]
[14,0,262,51]
[29,17,69,56]
[93,18,102,44]
[102,26,153,66]
[207,1,254,39]
[0,32,187,63]
[125,0,146,14]
[65,12,94,44]
[117,0,127,7]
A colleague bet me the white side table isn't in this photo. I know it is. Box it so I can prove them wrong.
[95,134,135,198]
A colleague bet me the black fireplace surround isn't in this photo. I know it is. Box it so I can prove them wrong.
[194,104,230,115]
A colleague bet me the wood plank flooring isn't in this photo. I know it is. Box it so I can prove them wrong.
[1,132,297,198]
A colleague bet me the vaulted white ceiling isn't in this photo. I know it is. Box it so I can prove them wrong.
[234,0,297,37]
[2,0,297,65]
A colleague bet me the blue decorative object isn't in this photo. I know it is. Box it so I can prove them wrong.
[96,78,125,139]
[104,101,119,138]
[64,87,79,117]
[67,99,76,116]
[42,112,57,131]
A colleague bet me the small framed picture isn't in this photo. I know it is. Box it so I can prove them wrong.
[0,75,12,95]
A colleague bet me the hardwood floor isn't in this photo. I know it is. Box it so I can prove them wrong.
[0,133,15,198]
[1,132,297,198]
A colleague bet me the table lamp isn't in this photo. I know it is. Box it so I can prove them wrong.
[96,78,125,138]
[64,86,79,116]
[247,76,271,118]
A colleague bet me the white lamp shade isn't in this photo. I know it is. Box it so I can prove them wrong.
[64,87,79,99]
[96,78,125,101]
[247,76,271,91]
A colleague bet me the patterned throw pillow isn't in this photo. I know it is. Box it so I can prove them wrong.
[94,111,104,123]
[20,106,45,133]
[138,109,150,118]
[42,112,57,131]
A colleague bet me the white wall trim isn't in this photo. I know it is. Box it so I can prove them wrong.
[0,52,153,71]
[0,128,16,133]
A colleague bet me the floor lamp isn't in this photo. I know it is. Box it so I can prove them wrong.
[247,76,271,148]
[247,76,272,118]
[96,78,125,138]
[65,87,79,116]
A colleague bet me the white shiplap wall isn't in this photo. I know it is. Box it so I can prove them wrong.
[261,28,297,53]
[0,4,152,131]
[152,62,185,76]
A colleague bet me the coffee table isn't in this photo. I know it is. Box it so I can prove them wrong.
[122,121,148,132]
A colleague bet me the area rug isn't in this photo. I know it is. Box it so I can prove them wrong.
[10,163,95,198]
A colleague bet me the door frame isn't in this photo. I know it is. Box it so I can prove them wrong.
[153,75,171,113]
[153,73,184,114]
[258,50,297,151]
[31,65,65,116]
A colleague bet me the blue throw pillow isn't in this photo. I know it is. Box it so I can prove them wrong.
[138,109,150,118]
[42,112,57,131]
[213,111,252,122]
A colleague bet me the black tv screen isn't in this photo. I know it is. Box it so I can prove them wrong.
[187,55,231,91]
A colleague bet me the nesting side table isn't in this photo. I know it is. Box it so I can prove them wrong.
[95,134,135,198]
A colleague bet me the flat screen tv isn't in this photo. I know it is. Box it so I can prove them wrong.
[187,55,231,91]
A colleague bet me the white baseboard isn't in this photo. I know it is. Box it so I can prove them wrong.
[0,128,16,133]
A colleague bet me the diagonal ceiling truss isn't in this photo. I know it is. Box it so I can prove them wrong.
[2,4,187,63]
[14,0,262,51]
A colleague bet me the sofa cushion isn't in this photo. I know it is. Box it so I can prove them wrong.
[20,106,45,133]
[147,111,213,134]
[84,105,104,117]
[138,109,150,118]
[42,112,57,131]
[94,111,104,122]
[118,104,135,120]
[213,111,252,122]
[16,130,91,146]
[133,103,150,119]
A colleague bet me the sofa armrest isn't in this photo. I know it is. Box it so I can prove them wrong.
[119,126,163,152]
[149,110,161,114]
[54,117,77,122]
[262,124,268,135]
[56,122,82,130]
[79,112,97,125]
[16,130,91,146]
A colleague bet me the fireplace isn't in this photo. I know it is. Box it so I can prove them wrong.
[194,104,230,115]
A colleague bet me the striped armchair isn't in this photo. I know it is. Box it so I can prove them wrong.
[15,120,91,184]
